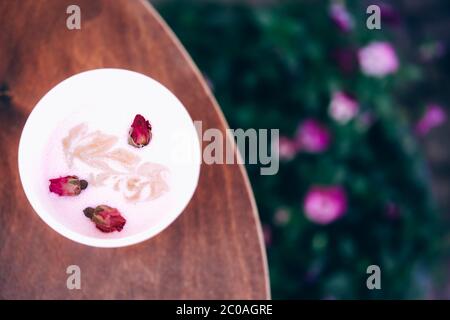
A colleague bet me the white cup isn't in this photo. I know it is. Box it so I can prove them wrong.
[18,69,201,248]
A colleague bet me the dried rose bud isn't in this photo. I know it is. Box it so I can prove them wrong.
[83,205,126,233]
[128,114,152,148]
[49,175,88,196]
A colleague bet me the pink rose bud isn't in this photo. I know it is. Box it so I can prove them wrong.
[329,91,359,124]
[415,104,447,136]
[128,114,152,148]
[329,3,354,32]
[277,136,298,161]
[295,119,331,153]
[83,205,126,233]
[358,42,399,77]
[49,175,88,196]
[303,185,347,225]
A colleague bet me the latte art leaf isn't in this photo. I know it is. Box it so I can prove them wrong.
[63,123,170,202]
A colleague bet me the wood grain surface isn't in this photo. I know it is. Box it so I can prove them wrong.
[0,0,269,299]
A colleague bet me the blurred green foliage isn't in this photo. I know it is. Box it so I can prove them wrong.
[156,0,444,299]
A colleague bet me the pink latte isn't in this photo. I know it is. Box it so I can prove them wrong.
[40,110,175,239]
[19,69,201,246]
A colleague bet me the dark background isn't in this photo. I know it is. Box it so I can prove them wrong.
[155,0,450,299]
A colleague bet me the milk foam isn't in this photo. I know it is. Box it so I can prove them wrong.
[40,111,178,239]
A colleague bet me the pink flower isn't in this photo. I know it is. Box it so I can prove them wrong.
[329,91,359,124]
[415,104,447,136]
[329,3,354,32]
[83,205,126,233]
[128,114,152,148]
[358,42,399,77]
[277,136,298,161]
[295,119,331,153]
[49,175,88,196]
[303,186,347,225]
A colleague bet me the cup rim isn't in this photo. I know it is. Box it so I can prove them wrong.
[18,68,201,248]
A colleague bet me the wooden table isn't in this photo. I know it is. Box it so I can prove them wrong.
[0,0,269,299]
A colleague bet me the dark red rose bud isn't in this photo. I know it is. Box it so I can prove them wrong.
[83,207,95,219]
[128,114,152,148]
[49,175,88,196]
[83,205,126,233]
